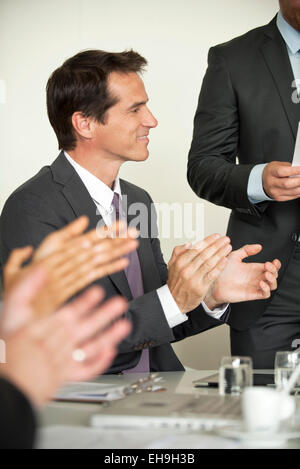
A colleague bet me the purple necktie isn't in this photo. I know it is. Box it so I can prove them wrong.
[112,193,150,373]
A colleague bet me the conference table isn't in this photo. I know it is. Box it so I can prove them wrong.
[37,370,300,449]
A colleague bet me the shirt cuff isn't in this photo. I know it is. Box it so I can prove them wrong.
[247,163,273,204]
[201,300,229,320]
[156,285,188,328]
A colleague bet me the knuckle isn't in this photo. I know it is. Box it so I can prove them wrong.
[204,257,215,270]
[173,246,180,256]
[282,179,290,189]
[180,267,190,281]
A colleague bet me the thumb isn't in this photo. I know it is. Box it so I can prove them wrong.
[233,244,262,261]
[1,266,47,334]
[3,246,34,290]
[4,265,47,313]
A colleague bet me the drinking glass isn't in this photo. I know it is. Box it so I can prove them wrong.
[219,356,253,395]
[274,350,300,391]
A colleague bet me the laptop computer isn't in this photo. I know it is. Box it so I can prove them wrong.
[90,392,242,431]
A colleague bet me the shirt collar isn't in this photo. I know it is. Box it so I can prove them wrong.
[64,151,121,213]
[277,10,300,55]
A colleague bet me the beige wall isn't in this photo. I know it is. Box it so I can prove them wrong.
[0,0,279,369]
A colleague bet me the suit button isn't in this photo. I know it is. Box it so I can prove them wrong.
[292,233,298,242]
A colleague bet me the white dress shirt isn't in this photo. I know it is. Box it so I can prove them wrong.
[64,152,228,325]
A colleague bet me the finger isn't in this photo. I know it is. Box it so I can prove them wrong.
[3,246,34,288]
[273,177,300,191]
[259,280,271,298]
[4,266,46,311]
[264,261,278,278]
[172,235,229,272]
[1,266,47,333]
[275,194,300,202]
[68,320,131,380]
[192,233,225,251]
[34,217,89,261]
[72,297,129,344]
[41,236,138,279]
[183,241,232,279]
[49,216,89,243]
[274,164,300,178]
[168,243,192,267]
[77,319,131,363]
[46,256,130,306]
[203,257,228,283]
[232,244,262,261]
[68,347,117,382]
[271,187,300,198]
[4,246,33,273]
[57,286,105,320]
[237,281,271,302]
[86,258,130,283]
[272,259,281,271]
[94,220,138,240]
[92,237,138,256]
[263,270,277,291]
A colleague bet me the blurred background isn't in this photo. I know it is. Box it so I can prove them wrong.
[0,0,279,369]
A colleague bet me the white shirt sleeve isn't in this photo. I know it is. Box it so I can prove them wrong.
[156,284,229,328]
[247,163,273,204]
[201,300,229,320]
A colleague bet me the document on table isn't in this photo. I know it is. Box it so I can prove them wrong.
[54,382,127,402]
[292,122,300,168]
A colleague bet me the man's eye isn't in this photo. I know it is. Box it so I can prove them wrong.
[132,108,139,113]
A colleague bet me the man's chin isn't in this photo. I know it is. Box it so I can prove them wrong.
[133,151,149,162]
[123,152,149,163]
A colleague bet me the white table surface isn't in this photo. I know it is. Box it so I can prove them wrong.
[37,370,300,449]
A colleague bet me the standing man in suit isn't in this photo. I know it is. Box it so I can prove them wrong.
[0,50,279,373]
[188,1,300,368]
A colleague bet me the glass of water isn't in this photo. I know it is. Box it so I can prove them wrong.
[275,351,300,391]
[219,356,253,395]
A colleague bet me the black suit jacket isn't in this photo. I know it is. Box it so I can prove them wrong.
[0,377,36,449]
[0,152,221,373]
[188,15,300,331]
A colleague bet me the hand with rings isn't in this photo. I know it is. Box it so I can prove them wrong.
[0,267,131,406]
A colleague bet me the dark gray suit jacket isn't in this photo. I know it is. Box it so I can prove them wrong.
[188,15,300,331]
[0,152,221,373]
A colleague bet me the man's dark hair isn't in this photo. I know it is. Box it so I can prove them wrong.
[46,49,147,150]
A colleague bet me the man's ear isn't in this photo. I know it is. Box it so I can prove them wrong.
[71,112,94,140]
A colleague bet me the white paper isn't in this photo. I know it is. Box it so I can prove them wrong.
[292,122,300,167]
[54,382,126,402]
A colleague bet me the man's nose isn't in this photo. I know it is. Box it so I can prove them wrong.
[143,108,158,128]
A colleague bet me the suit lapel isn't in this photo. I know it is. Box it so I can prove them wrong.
[51,153,132,299]
[261,18,300,142]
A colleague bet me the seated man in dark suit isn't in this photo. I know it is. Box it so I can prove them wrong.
[0,49,280,374]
